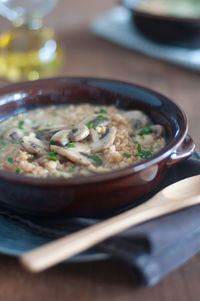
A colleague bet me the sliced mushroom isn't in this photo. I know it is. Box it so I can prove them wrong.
[3,128,24,141]
[68,124,89,142]
[125,110,149,131]
[90,127,116,152]
[81,114,110,128]
[150,125,164,138]
[51,143,93,166]
[36,125,67,141]
[34,154,49,164]
[135,124,164,139]
[21,136,48,155]
[134,134,154,146]
[51,129,71,146]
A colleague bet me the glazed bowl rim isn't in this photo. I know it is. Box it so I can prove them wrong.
[120,0,200,23]
[0,76,188,186]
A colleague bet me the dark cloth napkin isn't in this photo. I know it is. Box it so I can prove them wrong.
[1,152,200,286]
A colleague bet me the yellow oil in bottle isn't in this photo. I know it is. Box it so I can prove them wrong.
[0,24,62,82]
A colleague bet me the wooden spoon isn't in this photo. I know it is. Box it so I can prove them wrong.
[20,175,200,272]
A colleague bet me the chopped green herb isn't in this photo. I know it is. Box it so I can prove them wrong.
[88,155,103,166]
[71,124,75,127]
[123,153,131,158]
[69,167,75,173]
[16,167,21,174]
[97,115,108,121]
[94,109,107,114]
[66,142,75,148]
[86,122,94,129]
[7,157,14,163]
[12,141,19,145]
[23,131,29,135]
[137,143,142,152]
[137,150,154,159]
[38,129,46,133]
[149,146,154,152]
[138,127,153,136]
[50,139,54,144]
[48,150,58,161]
[18,120,24,130]
[134,143,154,159]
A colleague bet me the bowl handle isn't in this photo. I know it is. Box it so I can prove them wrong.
[167,135,196,167]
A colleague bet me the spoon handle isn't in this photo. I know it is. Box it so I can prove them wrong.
[20,194,200,273]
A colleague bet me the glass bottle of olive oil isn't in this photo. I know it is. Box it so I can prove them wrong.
[0,17,62,82]
[0,0,62,82]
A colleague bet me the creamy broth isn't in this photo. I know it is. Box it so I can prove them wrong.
[0,104,166,178]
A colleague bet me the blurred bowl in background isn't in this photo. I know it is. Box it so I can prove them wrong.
[120,0,200,47]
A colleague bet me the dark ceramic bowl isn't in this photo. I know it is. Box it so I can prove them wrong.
[121,0,200,47]
[0,77,195,217]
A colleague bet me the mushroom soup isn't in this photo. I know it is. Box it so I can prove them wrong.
[0,104,166,178]
[136,0,200,18]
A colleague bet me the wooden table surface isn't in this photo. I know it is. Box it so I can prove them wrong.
[0,1,200,300]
